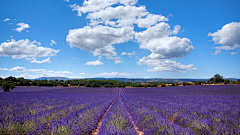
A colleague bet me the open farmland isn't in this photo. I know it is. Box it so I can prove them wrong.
[0,85,240,134]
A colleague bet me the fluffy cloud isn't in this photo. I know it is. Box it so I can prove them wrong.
[137,58,197,72]
[70,0,137,16]
[135,22,171,43]
[135,22,193,60]
[0,66,73,79]
[141,36,193,59]
[95,72,140,76]
[66,25,134,63]
[0,66,27,72]
[69,0,194,70]
[87,5,168,27]
[14,23,30,32]
[0,66,73,77]
[65,0,70,2]
[85,59,104,66]
[50,39,57,46]
[87,5,147,27]
[111,57,122,64]
[67,25,134,51]
[135,14,169,28]
[0,39,59,60]
[3,18,10,22]
[121,51,136,57]
[30,57,52,64]
[19,70,72,79]
[231,52,237,55]
[172,25,181,35]
[208,22,240,54]
[121,52,127,55]
[80,72,85,75]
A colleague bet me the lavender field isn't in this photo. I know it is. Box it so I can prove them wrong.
[0,85,240,135]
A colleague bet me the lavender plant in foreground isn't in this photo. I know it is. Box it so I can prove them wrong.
[0,87,117,134]
[121,96,194,134]
[121,85,240,134]
[1,85,239,134]
[98,95,136,135]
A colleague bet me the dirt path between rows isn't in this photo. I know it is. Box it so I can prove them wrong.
[120,89,144,135]
[91,97,117,135]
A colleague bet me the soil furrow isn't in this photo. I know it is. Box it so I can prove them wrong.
[91,97,117,135]
[120,89,144,135]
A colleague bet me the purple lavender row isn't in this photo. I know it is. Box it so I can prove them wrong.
[121,96,194,134]
[124,95,231,134]
[128,95,240,134]
[0,87,116,134]
[0,91,110,121]
[123,90,240,134]
[122,85,240,134]
[33,96,116,135]
[98,95,136,135]
[0,96,113,134]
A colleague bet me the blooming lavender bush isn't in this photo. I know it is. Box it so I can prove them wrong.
[0,85,239,134]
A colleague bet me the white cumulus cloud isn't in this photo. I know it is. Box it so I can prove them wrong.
[85,59,104,66]
[14,22,30,32]
[50,39,57,46]
[70,0,137,16]
[66,25,134,64]
[80,72,85,75]
[0,66,27,72]
[121,51,136,57]
[68,0,194,70]
[208,22,240,54]
[137,58,197,73]
[30,57,52,64]
[0,66,73,78]
[231,52,237,55]
[140,36,193,59]
[135,22,171,43]
[94,72,140,76]
[172,25,181,35]
[3,18,11,22]
[87,5,168,28]
[135,14,169,28]
[0,39,59,60]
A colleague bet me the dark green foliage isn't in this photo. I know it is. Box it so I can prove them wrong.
[16,77,31,86]
[62,83,68,87]
[1,81,15,92]
[208,74,224,84]
[194,81,202,85]
[161,83,166,87]
[224,79,230,84]
[5,76,17,82]
[183,82,187,86]
[85,83,91,87]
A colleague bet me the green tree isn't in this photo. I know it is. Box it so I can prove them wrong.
[1,81,15,92]
[210,74,224,84]
[5,76,16,82]
[224,79,230,84]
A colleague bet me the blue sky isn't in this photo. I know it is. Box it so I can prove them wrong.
[0,0,240,79]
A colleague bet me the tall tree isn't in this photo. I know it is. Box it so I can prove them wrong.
[1,81,15,92]
[210,74,224,83]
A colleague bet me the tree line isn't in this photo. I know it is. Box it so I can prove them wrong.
[1,74,239,92]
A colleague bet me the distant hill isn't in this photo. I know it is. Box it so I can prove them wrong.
[32,77,239,83]
[33,77,72,81]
